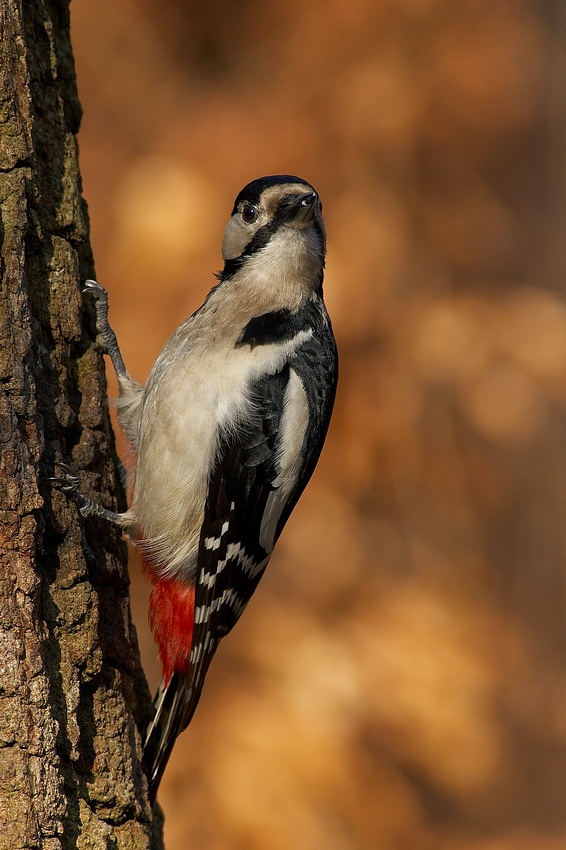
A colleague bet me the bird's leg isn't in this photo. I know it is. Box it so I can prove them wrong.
[83,279,144,454]
[49,462,130,529]
[83,279,129,382]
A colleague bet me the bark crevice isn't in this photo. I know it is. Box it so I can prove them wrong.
[0,2,162,847]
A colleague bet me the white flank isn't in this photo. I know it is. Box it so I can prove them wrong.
[133,323,312,580]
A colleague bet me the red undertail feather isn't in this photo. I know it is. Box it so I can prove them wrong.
[144,563,195,685]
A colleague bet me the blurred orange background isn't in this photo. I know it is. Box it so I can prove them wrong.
[72,1,566,847]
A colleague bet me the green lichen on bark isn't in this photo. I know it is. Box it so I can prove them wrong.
[0,2,162,847]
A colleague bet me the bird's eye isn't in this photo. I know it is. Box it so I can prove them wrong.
[241,203,259,224]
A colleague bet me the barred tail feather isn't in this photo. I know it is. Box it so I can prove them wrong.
[144,673,205,803]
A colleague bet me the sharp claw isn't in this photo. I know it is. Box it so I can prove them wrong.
[54,461,76,476]
[49,463,125,526]
[81,280,128,377]
[82,279,108,300]
[49,462,81,493]
[50,482,78,495]
[49,463,92,519]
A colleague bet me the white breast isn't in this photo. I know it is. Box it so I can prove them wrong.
[132,321,312,579]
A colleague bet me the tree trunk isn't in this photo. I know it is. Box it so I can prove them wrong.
[0,2,163,846]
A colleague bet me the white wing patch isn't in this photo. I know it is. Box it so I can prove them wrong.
[260,367,309,552]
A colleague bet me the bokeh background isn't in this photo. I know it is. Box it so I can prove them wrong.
[72,1,566,847]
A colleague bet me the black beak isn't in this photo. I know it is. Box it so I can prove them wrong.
[279,191,318,225]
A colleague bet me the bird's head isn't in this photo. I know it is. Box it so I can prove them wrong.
[220,176,326,291]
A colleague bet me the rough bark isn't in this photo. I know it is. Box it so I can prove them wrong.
[0,2,163,847]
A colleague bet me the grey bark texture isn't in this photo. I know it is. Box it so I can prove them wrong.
[0,1,163,847]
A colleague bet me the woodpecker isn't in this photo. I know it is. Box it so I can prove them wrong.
[52,175,338,801]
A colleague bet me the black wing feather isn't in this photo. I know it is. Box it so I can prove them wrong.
[144,297,338,801]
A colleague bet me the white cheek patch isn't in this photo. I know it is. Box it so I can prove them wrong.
[260,367,309,552]
[221,214,267,261]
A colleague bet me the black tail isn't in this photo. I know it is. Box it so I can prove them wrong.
[143,673,204,803]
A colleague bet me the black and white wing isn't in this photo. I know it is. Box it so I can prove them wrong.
[144,305,337,800]
[190,303,338,697]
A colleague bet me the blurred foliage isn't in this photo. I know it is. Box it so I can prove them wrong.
[73,0,566,847]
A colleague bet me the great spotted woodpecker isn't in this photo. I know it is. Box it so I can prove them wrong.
[53,175,338,800]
